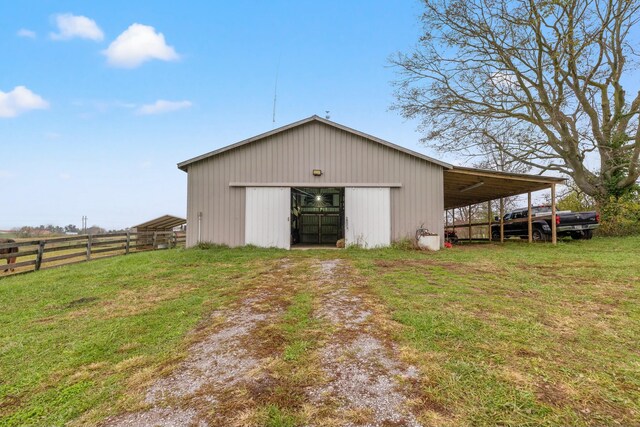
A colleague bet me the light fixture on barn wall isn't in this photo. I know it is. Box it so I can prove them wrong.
[312,169,323,176]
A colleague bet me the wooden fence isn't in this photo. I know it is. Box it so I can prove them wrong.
[445,220,493,240]
[0,231,186,278]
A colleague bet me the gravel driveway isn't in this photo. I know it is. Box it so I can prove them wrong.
[102,257,423,427]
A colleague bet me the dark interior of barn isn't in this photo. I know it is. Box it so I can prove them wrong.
[290,187,344,247]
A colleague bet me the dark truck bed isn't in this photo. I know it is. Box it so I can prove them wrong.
[491,206,599,241]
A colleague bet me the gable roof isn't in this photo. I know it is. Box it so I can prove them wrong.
[177,115,453,171]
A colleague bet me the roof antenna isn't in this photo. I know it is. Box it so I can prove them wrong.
[325,110,330,120]
[272,56,281,127]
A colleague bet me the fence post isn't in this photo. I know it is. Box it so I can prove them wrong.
[86,235,92,261]
[35,241,45,271]
[152,232,158,250]
[171,231,176,249]
[125,231,131,255]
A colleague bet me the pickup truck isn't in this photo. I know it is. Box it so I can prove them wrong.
[491,206,600,241]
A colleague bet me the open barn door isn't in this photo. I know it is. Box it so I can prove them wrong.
[345,187,391,248]
[245,187,290,249]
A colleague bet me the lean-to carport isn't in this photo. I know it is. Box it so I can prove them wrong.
[132,215,186,248]
[443,167,566,244]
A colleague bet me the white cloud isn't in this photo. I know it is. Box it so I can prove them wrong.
[490,71,518,90]
[17,29,36,39]
[0,86,49,118]
[50,13,104,41]
[103,24,179,68]
[0,170,15,178]
[136,100,191,115]
[59,172,72,180]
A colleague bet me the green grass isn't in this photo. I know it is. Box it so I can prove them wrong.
[1,237,638,426]
[262,404,298,427]
[350,236,640,426]
[281,291,315,362]
[0,246,285,426]
[252,289,321,425]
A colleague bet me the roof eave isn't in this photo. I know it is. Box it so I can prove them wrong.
[449,166,566,184]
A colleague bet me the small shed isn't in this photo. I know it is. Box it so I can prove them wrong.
[132,215,186,248]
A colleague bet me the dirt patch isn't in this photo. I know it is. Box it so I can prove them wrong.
[101,407,205,427]
[64,296,99,308]
[515,348,537,358]
[308,259,424,427]
[145,304,271,403]
[535,381,570,407]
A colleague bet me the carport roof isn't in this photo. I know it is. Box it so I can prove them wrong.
[444,167,565,209]
[132,215,186,230]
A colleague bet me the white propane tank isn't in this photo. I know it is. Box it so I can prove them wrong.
[416,228,440,251]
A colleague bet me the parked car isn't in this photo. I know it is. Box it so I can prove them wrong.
[491,206,600,241]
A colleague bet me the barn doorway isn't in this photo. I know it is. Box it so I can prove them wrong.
[291,187,344,247]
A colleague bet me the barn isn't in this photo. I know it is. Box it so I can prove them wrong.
[178,116,564,249]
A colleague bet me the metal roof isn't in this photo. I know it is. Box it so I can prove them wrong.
[177,115,453,171]
[176,115,567,209]
[132,215,186,230]
[444,167,566,209]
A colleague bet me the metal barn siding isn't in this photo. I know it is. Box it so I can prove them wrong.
[245,187,291,249]
[184,119,445,247]
[345,187,391,247]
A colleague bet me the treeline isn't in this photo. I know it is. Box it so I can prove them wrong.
[10,224,129,238]
[557,188,640,237]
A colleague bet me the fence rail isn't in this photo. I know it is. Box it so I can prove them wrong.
[1,231,186,278]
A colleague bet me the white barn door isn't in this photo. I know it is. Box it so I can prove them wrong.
[345,187,391,248]
[245,187,290,249]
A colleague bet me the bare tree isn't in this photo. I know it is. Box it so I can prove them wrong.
[392,0,640,201]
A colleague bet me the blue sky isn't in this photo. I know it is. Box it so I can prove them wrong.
[2,0,456,229]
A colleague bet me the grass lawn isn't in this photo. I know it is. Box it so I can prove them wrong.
[0,247,285,426]
[0,237,638,426]
[351,236,640,426]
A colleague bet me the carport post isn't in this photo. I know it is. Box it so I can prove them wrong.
[468,205,472,242]
[527,192,533,243]
[551,184,557,245]
[445,209,449,230]
[499,198,504,243]
[487,201,492,242]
